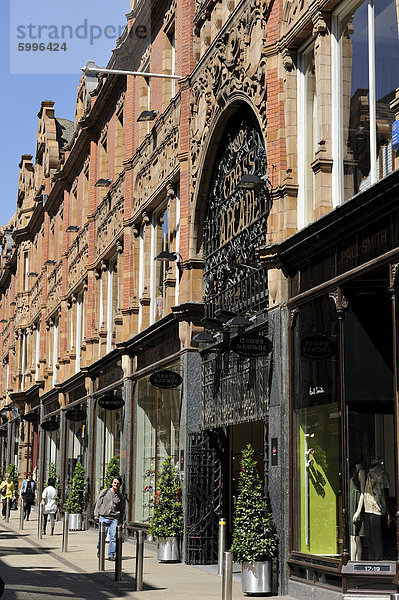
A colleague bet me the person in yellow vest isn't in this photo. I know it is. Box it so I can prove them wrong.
[0,473,15,519]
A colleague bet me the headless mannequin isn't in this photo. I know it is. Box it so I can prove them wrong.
[350,463,366,561]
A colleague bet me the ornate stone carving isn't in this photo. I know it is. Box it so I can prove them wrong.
[46,262,62,317]
[67,224,89,291]
[282,48,294,71]
[94,176,124,262]
[190,2,267,206]
[312,10,327,36]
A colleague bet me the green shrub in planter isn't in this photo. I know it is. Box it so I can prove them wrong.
[150,457,183,538]
[66,462,85,514]
[104,456,120,490]
[231,444,278,563]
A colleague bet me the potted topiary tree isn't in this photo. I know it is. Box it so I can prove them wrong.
[150,456,183,562]
[66,462,85,531]
[104,456,120,490]
[231,444,278,595]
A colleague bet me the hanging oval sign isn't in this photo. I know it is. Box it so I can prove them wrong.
[0,429,7,437]
[66,409,86,422]
[40,419,60,431]
[22,412,40,424]
[98,393,125,410]
[230,334,272,357]
[149,370,183,389]
[301,335,337,360]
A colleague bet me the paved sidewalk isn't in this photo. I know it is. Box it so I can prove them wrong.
[0,508,291,600]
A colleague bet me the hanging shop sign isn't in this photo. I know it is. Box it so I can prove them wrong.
[98,393,125,410]
[0,429,7,437]
[230,333,272,357]
[66,409,86,422]
[300,335,337,360]
[149,370,183,389]
[22,412,40,424]
[40,419,60,431]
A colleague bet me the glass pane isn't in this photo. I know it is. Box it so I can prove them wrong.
[134,377,156,523]
[344,284,396,561]
[375,0,399,181]
[340,0,370,199]
[293,296,341,556]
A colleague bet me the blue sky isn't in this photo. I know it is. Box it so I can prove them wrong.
[1,0,128,226]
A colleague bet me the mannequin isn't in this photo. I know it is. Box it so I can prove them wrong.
[364,458,389,561]
[349,462,366,560]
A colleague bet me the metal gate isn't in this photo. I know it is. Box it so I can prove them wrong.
[185,429,228,564]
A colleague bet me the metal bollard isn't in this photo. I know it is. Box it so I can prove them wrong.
[115,525,123,581]
[19,498,25,530]
[135,530,144,591]
[98,521,106,571]
[37,503,43,538]
[62,511,69,552]
[5,498,11,523]
[218,518,227,576]
[222,551,233,600]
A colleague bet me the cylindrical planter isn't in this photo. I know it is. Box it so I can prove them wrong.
[242,561,272,595]
[68,513,83,531]
[157,536,180,562]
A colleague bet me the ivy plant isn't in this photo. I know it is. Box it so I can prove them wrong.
[149,457,183,538]
[230,444,278,563]
[104,456,120,490]
[66,462,86,514]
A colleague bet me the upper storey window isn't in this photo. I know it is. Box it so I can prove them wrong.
[332,0,399,204]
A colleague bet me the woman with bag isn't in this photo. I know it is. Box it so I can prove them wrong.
[20,472,37,520]
[41,477,57,535]
[0,473,15,519]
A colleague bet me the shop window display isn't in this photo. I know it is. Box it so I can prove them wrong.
[94,405,123,492]
[293,296,341,556]
[133,368,180,523]
[343,287,396,562]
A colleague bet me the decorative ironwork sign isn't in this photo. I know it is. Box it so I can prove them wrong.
[230,333,272,357]
[22,412,40,424]
[66,409,86,422]
[41,419,60,431]
[203,113,270,318]
[202,350,270,428]
[98,393,125,410]
[300,335,337,360]
[149,370,183,389]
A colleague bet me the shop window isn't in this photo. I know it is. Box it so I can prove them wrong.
[133,367,181,523]
[343,285,396,562]
[66,418,86,483]
[297,42,318,229]
[293,296,341,557]
[332,0,399,204]
[94,405,123,491]
[45,429,60,483]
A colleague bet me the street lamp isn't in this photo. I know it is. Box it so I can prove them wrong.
[82,60,182,81]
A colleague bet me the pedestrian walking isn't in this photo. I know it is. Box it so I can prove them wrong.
[20,472,37,520]
[93,476,125,561]
[0,473,15,519]
[42,477,58,535]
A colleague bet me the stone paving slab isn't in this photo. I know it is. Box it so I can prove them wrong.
[0,508,293,600]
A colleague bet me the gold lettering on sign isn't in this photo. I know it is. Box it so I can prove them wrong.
[220,190,259,247]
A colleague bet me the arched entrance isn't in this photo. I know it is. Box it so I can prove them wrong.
[186,103,272,564]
